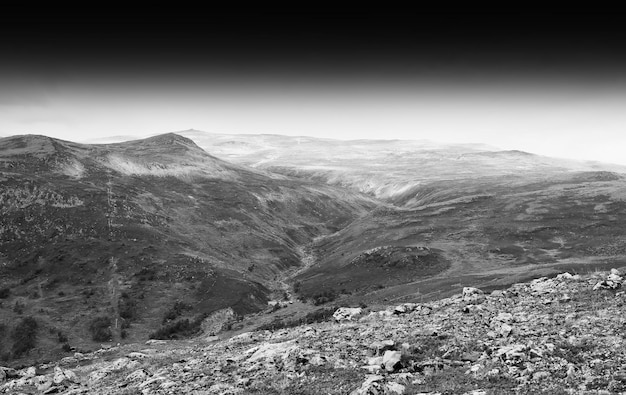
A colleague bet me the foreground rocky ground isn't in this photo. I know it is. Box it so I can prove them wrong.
[3,268,626,394]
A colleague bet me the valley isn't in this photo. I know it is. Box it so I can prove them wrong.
[1,131,626,373]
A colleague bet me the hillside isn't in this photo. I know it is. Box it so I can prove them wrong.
[152,131,626,307]
[295,171,626,305]
[2,268,626,394]
[0,133,376,366]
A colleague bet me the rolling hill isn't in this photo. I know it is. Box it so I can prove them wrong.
[4,130,626,369]
[163,131,626,306]
[0,133,376,365]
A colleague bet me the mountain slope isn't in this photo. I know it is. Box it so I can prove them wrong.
[80,130,626,307]
[0,133,376,365]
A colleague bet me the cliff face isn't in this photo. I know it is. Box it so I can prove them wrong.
[2,268,626,394]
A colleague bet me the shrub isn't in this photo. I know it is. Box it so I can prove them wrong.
[256,307,336,331]
[0,287,10,299]
[0,323,6,353]
[89,316,112,342]
[311,289,337,305]
[61,343,72,352]
[119,294,137,320]
[57,331,68,343]
[150,313,205,340]
[162,301,192,324]
[11,316,38,357]
[13,301,24,314]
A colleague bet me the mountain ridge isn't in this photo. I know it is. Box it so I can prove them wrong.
[0,132,377,366]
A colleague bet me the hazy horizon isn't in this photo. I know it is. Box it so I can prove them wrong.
[2,11,626,165]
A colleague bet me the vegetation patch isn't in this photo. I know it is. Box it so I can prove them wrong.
[11,316,38,358]
[89,316,112,342]
[256,307,337,332]
[150,314,206,340]
[162,300,193,323]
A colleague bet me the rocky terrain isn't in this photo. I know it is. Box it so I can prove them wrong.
[3,268,626,394]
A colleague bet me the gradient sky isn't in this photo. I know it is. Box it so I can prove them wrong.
[2,10,626,164]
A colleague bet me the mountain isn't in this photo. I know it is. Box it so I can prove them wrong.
[0,133,375,365]
[167,131,626,306]
[4,130,626,370]
[173,129,626,204]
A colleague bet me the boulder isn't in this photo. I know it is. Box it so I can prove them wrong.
[126,369,150,383]
[370,340,395,355]
[463,287,485,303]
[350,374,384,395]
[495,344,527,364]
[499,323,513,338]
[382,350,402,372]
[593,280,621,291]
[34,375,53,392]
[145,339,167,345]
[529,278,558,295]
[127,352,149,360]
[21,366,36,379]
[333,307,363,322]
[385,381,406,394]
[393,303,419,315]
[493,312,514,323]
[52,366,78,385]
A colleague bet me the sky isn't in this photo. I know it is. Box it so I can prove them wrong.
[2,10,626,164]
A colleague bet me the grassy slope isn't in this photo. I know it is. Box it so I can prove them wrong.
[295,171,626,305]
[0,134,375,366]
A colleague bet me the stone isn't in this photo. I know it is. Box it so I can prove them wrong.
[495,344,527,363]
[556,272,575,281]
[88,370,108,383]
[463,287,485,303]
[21,366,36,378]
[126,369,150,382]
[461,351,482,363]
[494,312,514,323]
[350,374,384,395]
[52,366,77,385]
[366,356,384,366]
[393,303,419,315]
[385,381,406,394]
[382,350,402,372]
[499,323,513,338]
[370,339,395,355]
[593,280,621,290]
[145,339,167,345]
[34,376,53,392]
[529,278,558,295]
[532,371,551,381]
[333,307,363,322]
[127,352,149,360]
[607,273,623,282]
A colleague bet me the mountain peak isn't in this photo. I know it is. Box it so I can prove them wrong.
[136,133,199,147]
